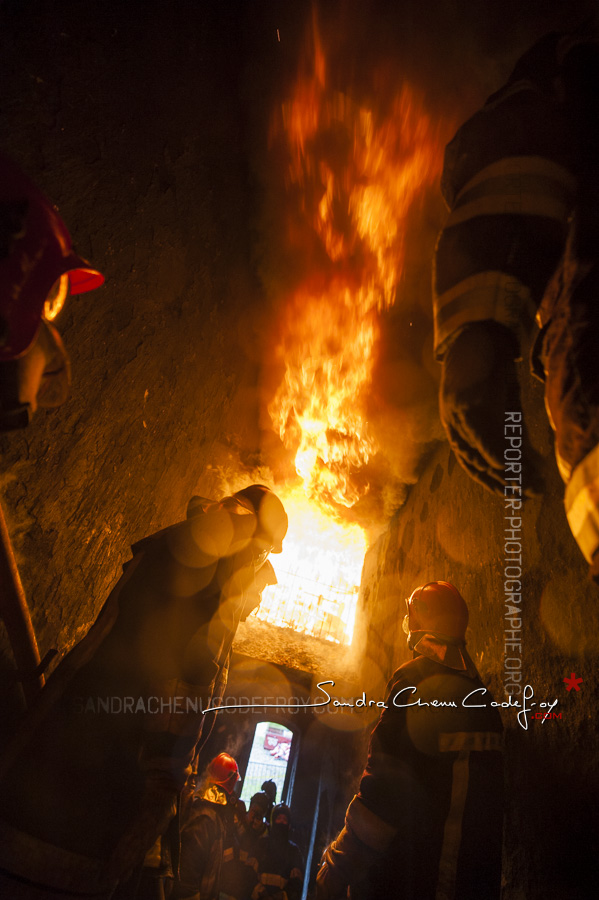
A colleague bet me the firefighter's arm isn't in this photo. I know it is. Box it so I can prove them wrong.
[107,738,194,881]
[432,40,578,499]
[438,321,543,497]
[107,673,217,880]
[315,796,396,900]
[172,812,215,900]
[317,672,413,899]
[244,848,261,898]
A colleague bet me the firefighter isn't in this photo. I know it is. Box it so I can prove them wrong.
[245,791,270,846]
[218,780,250,900]
[260,779,277,827]
[252,803,303,900]
[239,792,270,900]
[0,151,104,430]
[433,27,599,574]
[0,485,287,899]
[316,581,503,900]
[172,753,241,900]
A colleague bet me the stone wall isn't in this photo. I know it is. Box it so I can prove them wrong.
[0,2,266,696]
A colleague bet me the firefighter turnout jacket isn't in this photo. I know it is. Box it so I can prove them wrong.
[171,783,232,900]
[0,497,270,898]
[434,27,599,571]
[252,832,304,900]
[318,646,504,900]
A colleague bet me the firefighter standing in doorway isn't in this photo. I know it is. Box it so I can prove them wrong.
[252,803,304,900]
[316,581,503,900]
[238,791,271,900]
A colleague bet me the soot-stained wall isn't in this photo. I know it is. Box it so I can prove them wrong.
[358,369,599,898]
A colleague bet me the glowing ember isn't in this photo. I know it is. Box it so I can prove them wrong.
[253,486,366,645]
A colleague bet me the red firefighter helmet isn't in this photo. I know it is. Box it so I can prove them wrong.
[207,752,240,793]
[403,581,469,642]
[0,152,104,361]
[233,484,288,554]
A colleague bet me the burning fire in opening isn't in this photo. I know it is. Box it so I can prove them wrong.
[252,16,445,645]
[254,485,366,645]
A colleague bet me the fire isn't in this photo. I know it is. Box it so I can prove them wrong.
[254,16,445,644]
[269,22,443,510]
[270,281,379,509]
[254,485,366,646]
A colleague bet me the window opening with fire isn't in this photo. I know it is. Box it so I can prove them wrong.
[246,16,444,649]
[250,487,366,646]
[240,720,294,805]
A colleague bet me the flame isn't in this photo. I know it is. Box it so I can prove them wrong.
[255,17,445,645]
[270,281,379,509]
[269,21,444,509]
[254,485,366,645]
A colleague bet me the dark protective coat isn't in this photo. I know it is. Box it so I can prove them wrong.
[253,831,304,900]
[433,27,599,569]
[238,823,268,900]
[319,650,503,900]
[170,786,230,900]
[218,796,251,900]
[0,498,272,898]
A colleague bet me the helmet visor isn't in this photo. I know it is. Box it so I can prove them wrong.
[402,598,411,635]
[43,273,70,321]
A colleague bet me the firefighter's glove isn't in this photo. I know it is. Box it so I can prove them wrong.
[439,321,543,498]
[315,859,349,900]
[316,825,372,900]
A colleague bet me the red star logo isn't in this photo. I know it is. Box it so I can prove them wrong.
[563,672,583,692]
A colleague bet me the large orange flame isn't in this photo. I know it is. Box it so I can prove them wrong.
[256,17,445,645]
[270,22,444,509]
